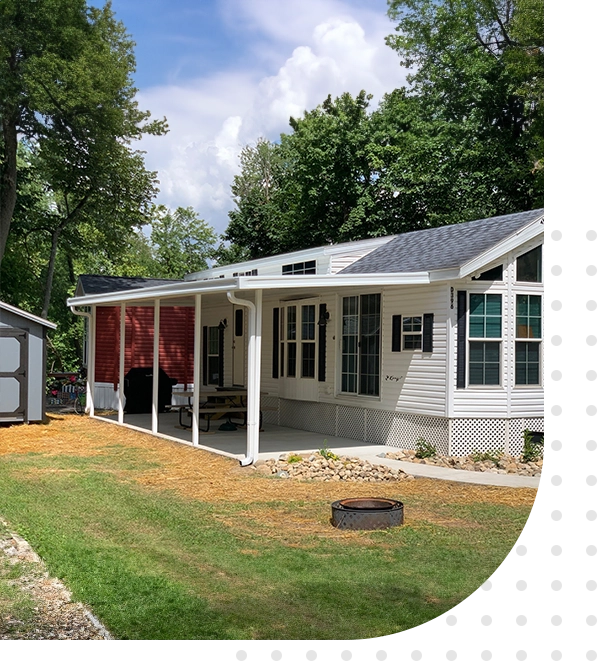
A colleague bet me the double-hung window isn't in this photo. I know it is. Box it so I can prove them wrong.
[468,293,502,385]
[402,316,422,350]
[341,293,381,396]
[281,303,316,379]
[515,295,542,385]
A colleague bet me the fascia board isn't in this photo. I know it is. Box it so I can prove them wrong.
[0,301,57,329]
[237,272,431,289]
[458,218,544,279]
[67,278,240,308]
[428,268,461,282]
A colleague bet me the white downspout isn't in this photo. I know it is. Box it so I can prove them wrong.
[226,290,262,466]
[69,304,95,415]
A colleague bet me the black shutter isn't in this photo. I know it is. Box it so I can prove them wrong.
[202,326,208,386]
[422,313,434,353]
[218,326,225,387]
[457,291,467,389]
[392,315,402,352]
[318,303,326,382]
[273,308,279,379]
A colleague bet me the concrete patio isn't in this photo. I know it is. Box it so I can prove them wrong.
[103,411,376,460]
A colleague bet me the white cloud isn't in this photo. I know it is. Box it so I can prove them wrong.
[136,2,407,236]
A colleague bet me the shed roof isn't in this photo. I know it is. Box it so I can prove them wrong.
[340,209,544,274]
[0,300,57,329]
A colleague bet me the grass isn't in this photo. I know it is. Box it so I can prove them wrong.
[0,416,537,640]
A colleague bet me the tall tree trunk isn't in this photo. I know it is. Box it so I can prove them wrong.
[41,225,63,319]
[0,110,19,283]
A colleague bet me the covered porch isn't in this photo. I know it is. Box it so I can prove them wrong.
[101,411,381,461]
[67,272,410,465]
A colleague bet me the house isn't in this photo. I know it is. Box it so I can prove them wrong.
[0,300,57,423]
[67,208,544,463]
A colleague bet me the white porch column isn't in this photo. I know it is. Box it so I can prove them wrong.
[118,302,126,424]
[227,290,262,465]
[192,294,201,447]
[152,298,161,434]
[251,289,263,462]
[87,305,96,416]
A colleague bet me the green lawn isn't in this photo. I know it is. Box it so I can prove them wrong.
[0,426,534,640]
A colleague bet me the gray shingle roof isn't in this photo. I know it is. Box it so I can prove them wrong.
[340,209,544,275]
[77,275,182,296]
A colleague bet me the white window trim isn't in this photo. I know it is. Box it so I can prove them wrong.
[467,292,504,388]
[336,292,382,399]
[513,292,543,388]
[280,298,319,381]
[402,315,423,351]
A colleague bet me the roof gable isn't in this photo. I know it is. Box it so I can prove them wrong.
[0,300,57,329]
[340,209,544,275]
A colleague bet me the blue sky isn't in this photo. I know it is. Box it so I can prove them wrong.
[105,0,408,236]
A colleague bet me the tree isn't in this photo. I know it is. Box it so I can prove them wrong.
[385,0,543,212]
[0,0,166,294]
[148,206,217,279]
[225,138,290,259]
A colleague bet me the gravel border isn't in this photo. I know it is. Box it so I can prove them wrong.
[0,519,111,640]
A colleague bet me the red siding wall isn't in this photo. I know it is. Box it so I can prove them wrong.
[95,307,195,388]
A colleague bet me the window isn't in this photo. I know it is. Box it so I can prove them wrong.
[472,264,503,281]
[341,293,381,396]
[286,305,297,377]
[515,295,542,385]
[282,260,316,275]
[281,303,316,378]
[516,246,542,282]
[301,304,316,378]
[402,316,422,350]
[207,326,220,385]
[468,293,502,385]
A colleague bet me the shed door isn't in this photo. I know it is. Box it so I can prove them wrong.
[0,329,28,421]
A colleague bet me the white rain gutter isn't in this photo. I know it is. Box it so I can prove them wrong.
[227,290,262,466]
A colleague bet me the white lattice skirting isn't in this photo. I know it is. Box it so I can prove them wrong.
[269,398,544,456]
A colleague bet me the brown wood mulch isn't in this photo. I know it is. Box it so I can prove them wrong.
[0,414,537,638]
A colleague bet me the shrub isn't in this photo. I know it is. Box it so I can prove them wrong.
[287,454,303,464]
[414,437,437,459]
[471,449,503,465]
[318,442,340,461]
[521,429,543,463]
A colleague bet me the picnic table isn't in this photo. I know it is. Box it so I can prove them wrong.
[170,388,270,432]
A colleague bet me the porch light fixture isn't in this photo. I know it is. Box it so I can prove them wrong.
[318,309,330,327]
[218,318,228,331]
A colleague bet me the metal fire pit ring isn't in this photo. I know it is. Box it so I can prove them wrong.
[331,497,404,530]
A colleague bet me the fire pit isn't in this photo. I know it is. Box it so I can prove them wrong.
[331,497,404,530]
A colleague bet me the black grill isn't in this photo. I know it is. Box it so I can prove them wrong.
[123,367,177,414]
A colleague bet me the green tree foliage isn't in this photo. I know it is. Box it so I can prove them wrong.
[0,0,166,295]
[385,0,543,209]
[225,138,290,259]
[148,206,217,279]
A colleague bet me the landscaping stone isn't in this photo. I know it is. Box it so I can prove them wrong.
[381,449,542,477]
[258,453,414,483]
